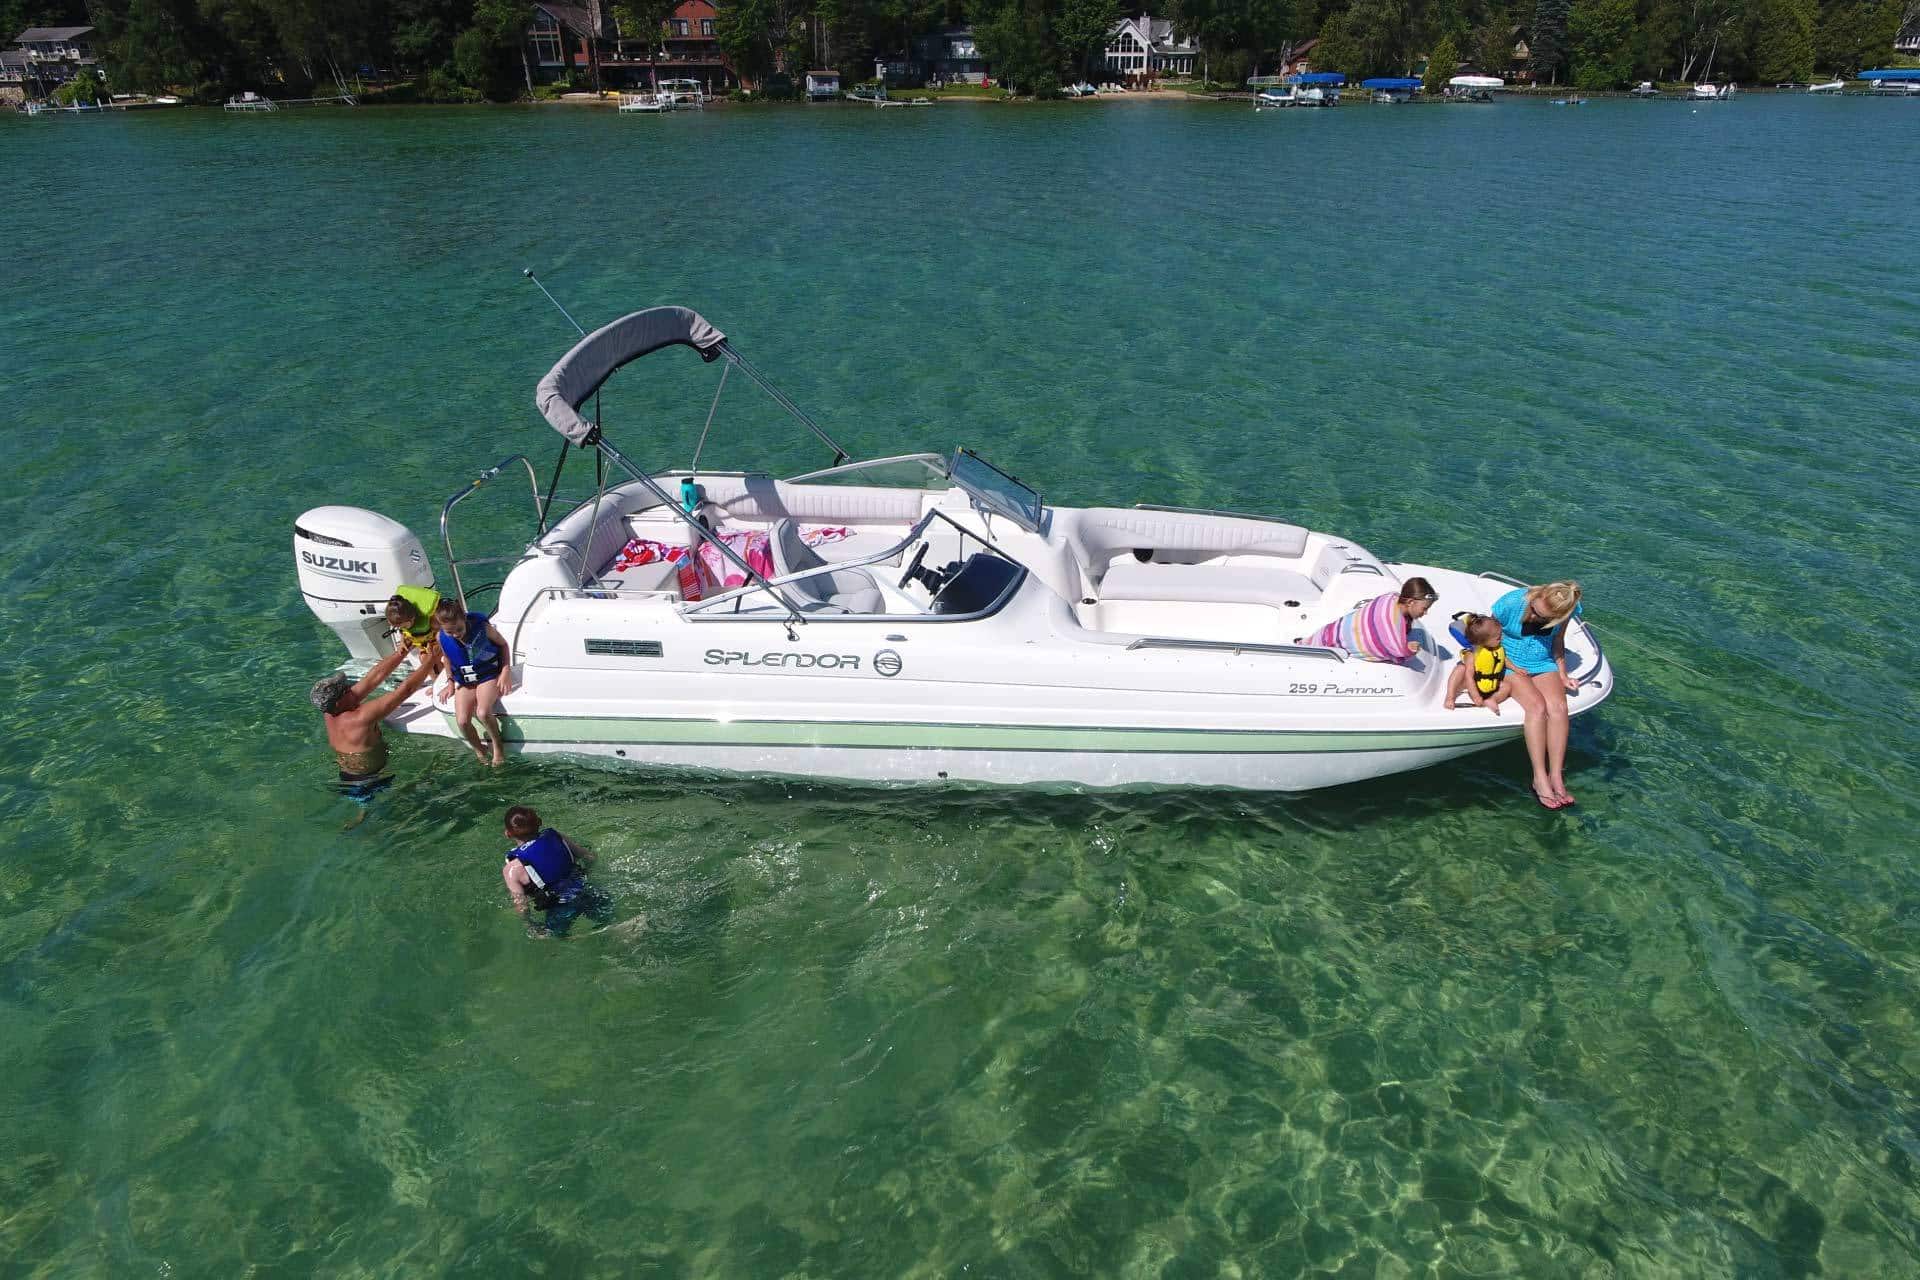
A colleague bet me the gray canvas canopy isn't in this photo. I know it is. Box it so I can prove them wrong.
[535,306,726,445]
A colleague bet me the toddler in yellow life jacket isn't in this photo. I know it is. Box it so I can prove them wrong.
[1446,612,1513,713]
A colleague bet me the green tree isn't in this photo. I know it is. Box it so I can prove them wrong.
[969,0,1054,91]
[97,0,208,93]
[716,0,810,86]
[612,0,676,85]
[1469,6,1516,74]
[1751,0,1813,78]
[1053,0,1120,79]
[1311,6,1363,70]
[1814,0,1901,72]
[1530,0,1571,80]
[1568,0,1633,84]
[1424,29,1458,85]
[52,65,103,101]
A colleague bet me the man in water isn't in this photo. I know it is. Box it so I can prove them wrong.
[311,645,433,798]
[501,804,602,935]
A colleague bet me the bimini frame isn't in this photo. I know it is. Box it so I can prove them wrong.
[533,305,852,633]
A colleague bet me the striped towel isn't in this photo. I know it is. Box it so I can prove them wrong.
[1306,592,1412,664]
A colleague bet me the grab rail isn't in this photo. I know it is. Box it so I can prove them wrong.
[1127,637,1346,662]
[442,455,545,612]
[1133,503,1300,527]
[1478,570,1528,588]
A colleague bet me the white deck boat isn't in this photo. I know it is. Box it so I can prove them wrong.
[1248,76,1296,108]
[658,78,705,107]
[294,306,1614,792]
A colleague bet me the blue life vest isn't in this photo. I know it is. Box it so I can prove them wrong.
[438,612,503,687]
[507,828,581,910]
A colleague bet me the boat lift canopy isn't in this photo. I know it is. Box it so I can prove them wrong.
[1287,72,1345,85]
[1449,75,1504,89]
[1361,77,1421,90]
[1859,69,1920,81]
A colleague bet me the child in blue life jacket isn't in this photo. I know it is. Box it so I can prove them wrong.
[1445,612,1512,713]
[502,805,598,935]
[434,600,513,766]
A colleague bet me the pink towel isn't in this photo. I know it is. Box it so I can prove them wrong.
[609,526,855,599]
[1306,592,1412,663]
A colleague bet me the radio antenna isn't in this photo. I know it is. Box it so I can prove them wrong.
[522,267,586,338]
[521,268,600,500]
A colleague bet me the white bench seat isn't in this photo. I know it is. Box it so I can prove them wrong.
[1098,561,1318,606]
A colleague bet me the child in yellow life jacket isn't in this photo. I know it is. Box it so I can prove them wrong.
[1446,612,1513,713]
[384,586,445,676]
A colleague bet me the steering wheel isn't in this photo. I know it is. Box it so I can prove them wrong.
[898,542,931,590]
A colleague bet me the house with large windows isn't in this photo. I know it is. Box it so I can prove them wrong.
[1104,15,1196,83]
[521,0,734,92]
[11,25,97,87]
[908,26,990,84]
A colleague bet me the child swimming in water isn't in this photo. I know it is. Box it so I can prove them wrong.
[1445,612,1512,713]
[433,600,513,766]
[502,805,599,936]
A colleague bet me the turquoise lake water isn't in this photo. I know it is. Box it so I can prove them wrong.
[3,96,1919,1275]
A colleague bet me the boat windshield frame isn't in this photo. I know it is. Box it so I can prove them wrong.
[680,507,1031,623]
[950,447,1046,533]
[784,452,951,489]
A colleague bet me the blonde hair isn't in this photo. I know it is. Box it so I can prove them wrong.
[1528,581,1582,628]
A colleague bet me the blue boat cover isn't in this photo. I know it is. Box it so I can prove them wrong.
[1362,77,1422,89]
[1859,69,1920,80]
[1288,72,1346,85]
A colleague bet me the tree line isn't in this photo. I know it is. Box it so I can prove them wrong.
[5,0,1910,98]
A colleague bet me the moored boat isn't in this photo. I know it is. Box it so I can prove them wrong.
[1447,75,1502,101]
[1247,75,1295,109]
[294,305,1615,793]
[1861,69,1920,95]
[1362,77,1420,103]
[1288,71,1344,106]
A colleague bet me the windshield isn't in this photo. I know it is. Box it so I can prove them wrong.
[950,448,1045,532]
[784,453,951,490]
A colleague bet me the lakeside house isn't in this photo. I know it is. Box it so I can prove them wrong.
[804,70,840,100]
[522,0,735,93]
[902,26,989,85]
[1104,16,1197,84]
[4,24,96,104]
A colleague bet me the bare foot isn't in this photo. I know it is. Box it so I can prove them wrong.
[490,743,506,767]
[1552,782,1576,806]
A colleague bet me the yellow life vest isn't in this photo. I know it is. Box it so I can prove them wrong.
[1469,641,1507,695]
[393,584,441,650]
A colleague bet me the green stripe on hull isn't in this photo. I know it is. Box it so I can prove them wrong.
[445,712,1516,755]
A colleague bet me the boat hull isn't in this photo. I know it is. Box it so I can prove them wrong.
[393,700,1520,790]
[378,562,1607,793]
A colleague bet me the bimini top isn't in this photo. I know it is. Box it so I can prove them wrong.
[1362,77,1421,90]
[1288,72,1346,85]
[536,306,726,445]
[1450,75,1504,89]
[1860,69,1920,80]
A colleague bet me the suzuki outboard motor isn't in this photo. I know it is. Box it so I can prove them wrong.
[295,506,434,664]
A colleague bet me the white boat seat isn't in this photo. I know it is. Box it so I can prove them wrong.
[1098,561,1317,606]
[771,518,884,614]
[1070,508,1311,578]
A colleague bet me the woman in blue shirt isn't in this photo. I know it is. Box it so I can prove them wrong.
[1490,581,1584,809]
